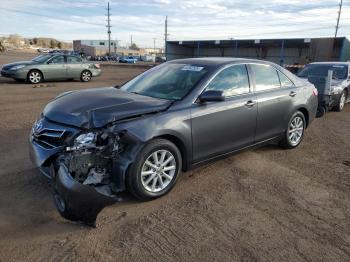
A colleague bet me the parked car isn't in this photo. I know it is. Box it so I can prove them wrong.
[298,62,349,116]
[37,48,51,53]
[1,54,102,83]
[119,56,137,64]
[29,58,318,226]
[155,56,166,63]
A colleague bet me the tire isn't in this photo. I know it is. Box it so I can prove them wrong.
[126,139,182,201]
[53,191,79,222]
[335,90,347,112]
[280,111,306,149]
[27,70,43,84]
[316,106,326,118]
[80,70,92,82]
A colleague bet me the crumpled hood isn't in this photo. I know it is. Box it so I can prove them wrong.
[43,87,172,128]
[2,61,35,70]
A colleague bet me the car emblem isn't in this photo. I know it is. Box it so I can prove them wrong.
[34,119,44,134]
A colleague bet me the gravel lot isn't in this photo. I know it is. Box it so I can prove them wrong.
[0,51,349,262]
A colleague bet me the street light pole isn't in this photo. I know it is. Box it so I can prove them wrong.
[153,38,156,54]
[106,2,112,55]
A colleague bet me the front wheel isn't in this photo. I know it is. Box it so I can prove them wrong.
[335,90,347,112]
[280,111,306,149]
[126,139,182,201]
[80,70,92,82]
[27,70,42,84]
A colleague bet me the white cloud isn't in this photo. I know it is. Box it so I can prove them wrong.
[0,0,349,47]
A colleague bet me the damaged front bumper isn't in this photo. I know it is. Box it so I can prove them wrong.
[29,118,128,226]
[53,164,118,227]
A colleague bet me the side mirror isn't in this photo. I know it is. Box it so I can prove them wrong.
[198,90,225,103]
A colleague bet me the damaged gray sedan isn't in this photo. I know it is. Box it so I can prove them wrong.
[29,58,318,226]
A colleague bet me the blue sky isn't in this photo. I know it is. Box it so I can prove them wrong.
[0,0,349,48]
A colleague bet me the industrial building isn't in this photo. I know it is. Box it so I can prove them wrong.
[166,37,350,66]
[73,40,119,56]
[73,40,164,58]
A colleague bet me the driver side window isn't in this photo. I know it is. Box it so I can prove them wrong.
[206,64,250,97]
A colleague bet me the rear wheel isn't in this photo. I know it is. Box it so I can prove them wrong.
[335,90,347,112]
[80,70,92,82]
[27,70,42,84]
[280,111,305,149]
[126,139,182,201]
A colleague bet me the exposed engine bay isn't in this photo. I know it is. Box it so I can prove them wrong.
[60,131,122,196]
[52,131,125,226]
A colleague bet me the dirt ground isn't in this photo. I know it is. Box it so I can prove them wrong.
[0,50,349,262]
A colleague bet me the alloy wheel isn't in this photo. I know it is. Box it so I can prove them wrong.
[141,149,177,193]
[29,71,41,83]
[288,116,304,146]
[339,92,346,110]
[82,71,92,82]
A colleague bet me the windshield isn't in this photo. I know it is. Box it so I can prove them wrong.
[298,64,348,79]
[120,63,209,100]
[32,54,52,63]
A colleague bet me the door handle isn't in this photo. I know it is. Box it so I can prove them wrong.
[289,91,297,97]
[245,100,256,107]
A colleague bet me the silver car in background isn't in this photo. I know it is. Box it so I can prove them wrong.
[1,54,102,84]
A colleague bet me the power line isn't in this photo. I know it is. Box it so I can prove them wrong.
[335,0,343,37]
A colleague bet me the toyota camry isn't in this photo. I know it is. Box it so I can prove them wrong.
[29,58,318,226]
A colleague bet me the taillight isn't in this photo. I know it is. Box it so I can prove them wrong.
[94,64,100,69]
[312,87,318,96]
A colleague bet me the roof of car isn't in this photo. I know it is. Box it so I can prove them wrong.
[308,62,350,65]
[168,57,272,67]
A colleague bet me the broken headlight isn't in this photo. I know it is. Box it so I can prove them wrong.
[66,132,98,151]
[75,132,96,145]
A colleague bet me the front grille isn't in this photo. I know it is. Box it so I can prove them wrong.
[33,128,67,149]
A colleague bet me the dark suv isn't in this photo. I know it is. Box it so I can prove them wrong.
[29,58,318,225]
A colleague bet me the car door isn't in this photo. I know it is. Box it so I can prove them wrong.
[43,55,67,79]
[191,64,257,162]
[66,56,84,79]
[249,63,298,142]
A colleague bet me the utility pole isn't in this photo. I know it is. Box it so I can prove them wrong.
[335,0,343,38]
[164,16,168,59]
[106,2,112,55]
[153,38,156,54]
[130,35,133,48]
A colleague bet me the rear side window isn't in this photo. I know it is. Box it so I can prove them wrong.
[278,71,295,88]
[67,56,82,63]
[250,64,280,91]
[206,64,250,97]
